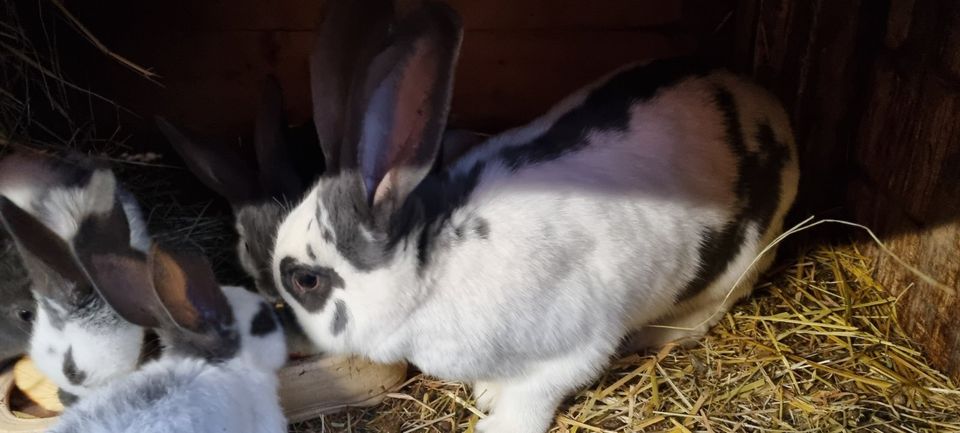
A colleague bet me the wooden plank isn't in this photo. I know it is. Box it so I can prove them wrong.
[740,0,960,380]
[847,0,960,379]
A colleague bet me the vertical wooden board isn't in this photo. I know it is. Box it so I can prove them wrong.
[745,0,875,221]
[845,0,960,380]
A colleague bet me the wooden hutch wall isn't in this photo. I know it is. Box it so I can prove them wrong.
[53,0,960,379]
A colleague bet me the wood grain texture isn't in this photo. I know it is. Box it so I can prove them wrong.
[61,0,732,143]
[848,0,960,379]
[739,0,960,380]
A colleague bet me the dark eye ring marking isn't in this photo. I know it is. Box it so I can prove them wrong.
[279,257,345,313]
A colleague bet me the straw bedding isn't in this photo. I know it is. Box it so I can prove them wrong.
[294,246,960,433]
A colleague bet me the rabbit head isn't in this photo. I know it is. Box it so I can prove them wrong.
[271,1,461,356]
[0,155,149,399]
[0,230,35,363]
[81,242,287,372]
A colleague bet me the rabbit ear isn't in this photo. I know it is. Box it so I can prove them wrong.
[150,246,233,334]
[0,196,93,306]
[347,1,462,212]
[73,199,161,328]
[310,0,395,173]
[155,116,262,205]
[254,76,304,201]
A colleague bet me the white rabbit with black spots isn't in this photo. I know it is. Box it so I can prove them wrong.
[0,152,151,404]
[271,2,799,433]
[0,196,288,433]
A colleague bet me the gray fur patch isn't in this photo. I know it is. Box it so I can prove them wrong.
[306,244,316,260]
[62,347,87,385]
[318,175,390,271]
[235,203,287,300]
[57,388,79,407]
[331,299,348,336]
[472,218,490,240]
[39,298,66,330]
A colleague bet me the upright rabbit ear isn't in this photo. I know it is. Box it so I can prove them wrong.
[310,0,395,173]
[347,1,462,212]
[254,76,304,201]
[155,116,262,205]
[0,196,93,306]
[150,246,233,334]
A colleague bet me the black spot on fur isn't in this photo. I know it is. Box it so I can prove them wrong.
[322,228,334,243]
[499,58,711,170]
[250,302,278,336]
[472,218,490,240]
[279,257,346,313]
[62,347,87,385]
[677,87,790,302]
[330,300,348,335]
[410,162,487,271]
[306,244,316,260]
[138,330,162,366]
[453,226,465,240]
[307,219,313,231]
[58,388,79,407]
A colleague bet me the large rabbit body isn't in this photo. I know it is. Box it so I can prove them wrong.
[272,11,798,430]
[0,153,151,400]
[49,285,287,433]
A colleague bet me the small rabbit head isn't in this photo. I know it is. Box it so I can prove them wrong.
[82,243,287,372]
[158,0,397,307]
[0,230,35,363]
[272,1,462,354]
[155,79,320,305]
[0,163,147,400]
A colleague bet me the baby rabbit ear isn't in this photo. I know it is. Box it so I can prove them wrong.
[150,246,234,334]
[254,76,304,201]
[155,116,262,205]
[310,0,395,173]
[0,196,93,305]
[349,1,462,211]
[74,202,161,328]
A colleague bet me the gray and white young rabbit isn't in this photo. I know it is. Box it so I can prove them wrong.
[0,228,36,365]
[270,2,799,433]
[0,197,287,433]
[156,0,486,355]
[0,152,152,404]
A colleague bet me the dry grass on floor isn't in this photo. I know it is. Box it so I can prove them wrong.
[292,246,960,433]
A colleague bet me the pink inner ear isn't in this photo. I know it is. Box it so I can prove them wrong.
[372,40,438,208]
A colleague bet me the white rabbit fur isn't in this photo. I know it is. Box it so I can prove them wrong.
[271,5,798,433]
[0,153,151,401]
[49,285,288,433]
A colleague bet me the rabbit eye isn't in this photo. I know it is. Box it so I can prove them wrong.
[293,271,321,292]
[17,309,34,323]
